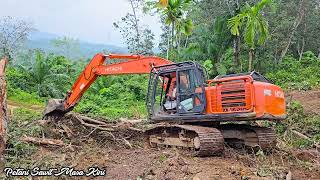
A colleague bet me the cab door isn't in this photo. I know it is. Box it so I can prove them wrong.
[176,67,206,114]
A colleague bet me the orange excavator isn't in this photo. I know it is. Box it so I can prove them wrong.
[44,53,286,156]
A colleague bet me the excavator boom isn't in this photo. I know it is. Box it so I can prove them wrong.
[43,53,172,117]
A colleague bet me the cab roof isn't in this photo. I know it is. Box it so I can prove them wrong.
[215,71,271,83]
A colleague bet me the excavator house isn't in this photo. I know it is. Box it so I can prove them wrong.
[44,53,286,156]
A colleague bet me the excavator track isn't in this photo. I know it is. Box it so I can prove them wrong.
[145,124,224,156]
[249,126,277,149]
[218,124,276,150]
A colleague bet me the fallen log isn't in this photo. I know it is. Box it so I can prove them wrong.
[20,135,65,146]
[290,129,311,140]
[290,129,320,149]
[73,113,109,125]
[119,118,145,124]
[127,127,143,132]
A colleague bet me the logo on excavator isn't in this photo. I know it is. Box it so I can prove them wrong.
[106,66,122,72]
[264,89,272,96]
[275,90,284,98]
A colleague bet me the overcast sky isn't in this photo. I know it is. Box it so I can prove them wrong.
[0,0,162,46]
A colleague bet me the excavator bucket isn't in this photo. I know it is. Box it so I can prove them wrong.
[43,99,67,118]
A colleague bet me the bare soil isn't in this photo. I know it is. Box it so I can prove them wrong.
[27,115,320,180]
[288,89,320,115]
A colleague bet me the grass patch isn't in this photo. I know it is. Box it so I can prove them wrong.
[8,88,44,107]
[5,108,43,168]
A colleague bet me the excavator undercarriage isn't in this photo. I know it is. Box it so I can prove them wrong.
[145,123,276,156]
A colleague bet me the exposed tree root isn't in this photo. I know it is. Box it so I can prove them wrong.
[73,114,115,132]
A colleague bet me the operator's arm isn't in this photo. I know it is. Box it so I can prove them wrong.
[44,53,172,117]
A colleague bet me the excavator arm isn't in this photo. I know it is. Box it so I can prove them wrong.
[44,53,172,117]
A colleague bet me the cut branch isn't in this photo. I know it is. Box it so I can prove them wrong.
[74,115,114,132]
[20,135,64,146]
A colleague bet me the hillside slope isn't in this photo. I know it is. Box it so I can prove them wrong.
[27,31,128,58]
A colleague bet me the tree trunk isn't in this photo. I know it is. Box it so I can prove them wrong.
[248,48,254,72]
[279,0,306,62]
[171,22,175,49]
[129,0,141,52]
[184,36,189,48]
[298,36,305,61]
[0,57,8,166]
[233,36,241,69]
[177,32,181,60]
[298,7,307,61]
[232,0,241,71]
[167,30,170,59]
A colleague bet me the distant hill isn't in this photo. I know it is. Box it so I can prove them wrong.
[26,31,128,59]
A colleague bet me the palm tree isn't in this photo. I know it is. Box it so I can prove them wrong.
[158,0,192,59]
[19,51,69,97]
[227,0,271,72]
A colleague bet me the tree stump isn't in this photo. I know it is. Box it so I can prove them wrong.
[0,57,8,160]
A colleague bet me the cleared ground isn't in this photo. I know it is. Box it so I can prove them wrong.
[4,90,320,179]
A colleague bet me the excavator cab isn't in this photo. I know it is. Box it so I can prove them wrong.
[146,62,207,120]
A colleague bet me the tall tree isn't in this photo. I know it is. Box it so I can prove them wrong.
[228,0,271,71]
[157,0,193,59]
[0,16,34,59]
[279,0,306,62]
[114,0,155,55]
[231,0,241,69]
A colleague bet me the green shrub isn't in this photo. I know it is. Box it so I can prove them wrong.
[266,52,320,90]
